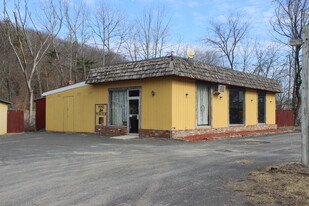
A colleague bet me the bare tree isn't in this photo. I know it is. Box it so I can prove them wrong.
[2,0,62,124]
[125,8,170,60]
[194,49,223,66]
[77,7,91,80]
[248,42,290,109]
[252,42,286,79]
[237,39,255,72]
[36,0,64,95]
[63,0,85,82]
[204,13,250,70]
[176,46,223,66]
[92,3,126,66]
[0,21,15,102]
[150,7,170,58]
[123,23,141,61]
[271,0,309,124]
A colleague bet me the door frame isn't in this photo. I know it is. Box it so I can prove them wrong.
[127,88,141,134]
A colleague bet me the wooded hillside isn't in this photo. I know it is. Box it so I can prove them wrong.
[0,21,125,110]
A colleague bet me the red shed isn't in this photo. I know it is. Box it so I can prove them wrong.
[34,97,46,131]
[7,110,24,133]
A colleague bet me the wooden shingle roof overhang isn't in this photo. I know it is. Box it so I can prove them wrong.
[86,56,282,93]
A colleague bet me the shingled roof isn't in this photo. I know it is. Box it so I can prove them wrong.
[86,56,281,93]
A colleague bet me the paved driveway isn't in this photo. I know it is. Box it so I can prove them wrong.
[0,132,301,206]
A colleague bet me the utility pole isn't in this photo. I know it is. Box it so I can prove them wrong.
[290,25,309,167]
[288,54,292,106]
[301,25,309,167]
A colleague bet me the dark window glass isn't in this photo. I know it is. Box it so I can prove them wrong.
[129,99,139,115]
[258,91,266,123]
[229,88,244,124]
[129,90,140,97]
[98,117,103,125]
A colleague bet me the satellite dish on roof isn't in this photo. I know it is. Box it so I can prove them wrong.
[187,48,195,58]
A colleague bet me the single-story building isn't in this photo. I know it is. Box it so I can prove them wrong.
[0,99,11,135]
[42,56,281,138]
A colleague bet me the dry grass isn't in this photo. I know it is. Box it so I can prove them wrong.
[230,162,309,205]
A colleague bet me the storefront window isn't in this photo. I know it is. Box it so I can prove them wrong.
[110,90,127,126]
[197,84,210,126]
[258,91,266,123]
[229,88,245,124]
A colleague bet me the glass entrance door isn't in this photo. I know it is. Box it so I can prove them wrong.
[129,99,139,133]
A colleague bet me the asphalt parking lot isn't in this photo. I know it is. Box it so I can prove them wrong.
[0,132,301,206]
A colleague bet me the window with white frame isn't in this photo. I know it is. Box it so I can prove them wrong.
[197,84,210,126]
[110,90,128,126]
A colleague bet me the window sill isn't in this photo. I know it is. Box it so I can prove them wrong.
[196,125,211,129]
[229,124,245,127]
[108,125,127,128]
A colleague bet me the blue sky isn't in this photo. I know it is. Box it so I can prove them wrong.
[86,0,275,44]
[1,0,276,46]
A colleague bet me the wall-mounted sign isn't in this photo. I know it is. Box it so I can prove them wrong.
[95,104,107,126]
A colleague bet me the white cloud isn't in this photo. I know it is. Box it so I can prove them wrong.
[187,1,200,7]
[242,6,257,15]
[192,12,208,25]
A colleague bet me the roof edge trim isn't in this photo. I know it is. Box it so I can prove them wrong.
[0,99,12,104]
[42,81,87,96]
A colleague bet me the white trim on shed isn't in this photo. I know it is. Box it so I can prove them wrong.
[42,81,87,96]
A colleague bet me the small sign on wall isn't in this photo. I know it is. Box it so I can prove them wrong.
[95,104,107,126]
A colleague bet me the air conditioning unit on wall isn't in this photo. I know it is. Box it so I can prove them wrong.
[213,85,226,94]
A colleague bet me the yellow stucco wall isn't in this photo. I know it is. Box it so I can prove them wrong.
[266,92,276,124]
[0,102,8,135]
[138,78,172,130]
[46,77,173,132]
[169,82,274,129]
[171,78,196,130]
[212,88,229,128]
[46,85,103,132]
[46,77,278,133]
[245,89,258,126]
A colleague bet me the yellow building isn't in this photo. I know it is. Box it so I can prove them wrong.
[43,56,281,138]
[0,99,11,135]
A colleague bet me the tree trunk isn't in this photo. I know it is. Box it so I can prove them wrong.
[36,67,43,96]
[102,47,106,66]
[293,46,301,125]
[6,63,12,101]
[83,63,87,80]
[6,78,11,101]
[26,80,34,125]
[29,89,34,124]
